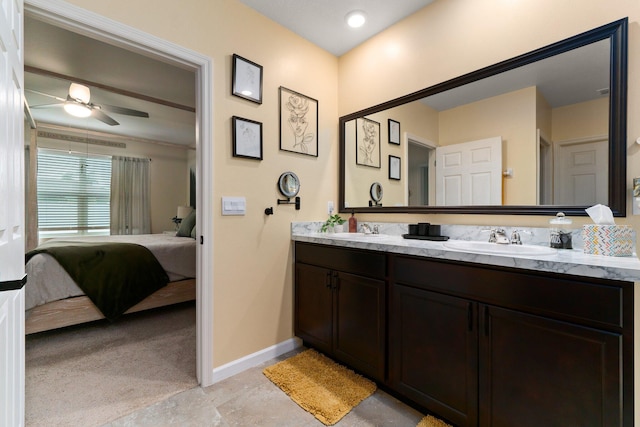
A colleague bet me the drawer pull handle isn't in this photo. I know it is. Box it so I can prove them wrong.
[325,272,332,289]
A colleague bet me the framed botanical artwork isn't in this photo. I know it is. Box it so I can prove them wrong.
[388,119,400,145]
[279,86,318,157]
[356,117,380,168]
[232,54,263,104]
[232,116,263,160]
[389,155,401,180]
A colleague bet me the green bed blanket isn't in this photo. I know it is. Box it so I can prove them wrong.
[26,241,170,321]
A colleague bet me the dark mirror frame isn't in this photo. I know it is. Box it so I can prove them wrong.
[339,18,628,216]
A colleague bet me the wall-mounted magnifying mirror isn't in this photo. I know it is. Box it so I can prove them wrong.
[339,18,627,216]
[278,171,300,198]
[369,182,383,206]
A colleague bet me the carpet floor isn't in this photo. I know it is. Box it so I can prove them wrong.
[25,301,197,427]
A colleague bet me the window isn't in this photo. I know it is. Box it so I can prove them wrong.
[37,149,111,239]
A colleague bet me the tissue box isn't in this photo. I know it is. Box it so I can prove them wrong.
[582,225,634,256]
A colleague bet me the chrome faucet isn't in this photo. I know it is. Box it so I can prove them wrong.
[361,224,379,234]
[488,228,509,244]
[510,229,522,245]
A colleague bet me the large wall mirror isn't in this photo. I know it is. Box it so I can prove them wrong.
[339,19,627,216]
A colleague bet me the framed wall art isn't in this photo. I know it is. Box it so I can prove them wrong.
[232,54,263,104]
[279,86,318,157]
[389,155,401,180]
[388,119,400,145]
[232,116,263,160]
[356,117,380,168]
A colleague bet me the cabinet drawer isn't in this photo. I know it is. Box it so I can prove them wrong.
[393,255,626,330]
[295,242,385,278]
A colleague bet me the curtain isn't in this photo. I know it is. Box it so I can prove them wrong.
[110,156,150,235]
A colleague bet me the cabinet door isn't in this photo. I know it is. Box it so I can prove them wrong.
[390,285,478,427]
[333,271,386,381]
[295,263,333,354]
[479,305,622,427]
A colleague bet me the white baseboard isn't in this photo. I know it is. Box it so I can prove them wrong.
[210,337,303,383]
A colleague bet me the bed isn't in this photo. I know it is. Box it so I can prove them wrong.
[25,234,196,334]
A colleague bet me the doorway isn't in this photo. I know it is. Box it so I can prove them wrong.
[406,134,437,206]
[24,0,214,386]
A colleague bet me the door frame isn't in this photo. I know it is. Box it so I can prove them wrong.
[24,0,215,386]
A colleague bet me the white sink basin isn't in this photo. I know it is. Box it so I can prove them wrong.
[443,241,557,256]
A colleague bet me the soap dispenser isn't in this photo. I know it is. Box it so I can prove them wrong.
[348,211,357,233]
[549,212,572,249]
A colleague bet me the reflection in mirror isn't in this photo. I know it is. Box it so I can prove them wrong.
[340,19,627,216]
[369,182,383,206]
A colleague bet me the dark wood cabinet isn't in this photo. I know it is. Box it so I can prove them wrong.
[390,285,478,426]
[294,242,386,381]
[479,305,622,427]
[294,243,633,426]
[389,254,632,427]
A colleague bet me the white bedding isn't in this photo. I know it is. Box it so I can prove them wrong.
[25,234,196,311]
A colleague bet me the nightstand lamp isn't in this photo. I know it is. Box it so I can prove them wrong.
[172,206,193,230]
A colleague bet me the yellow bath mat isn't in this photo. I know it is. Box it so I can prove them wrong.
[417,414,454,427]
[263,349,376,425]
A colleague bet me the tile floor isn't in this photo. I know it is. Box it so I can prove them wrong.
[104,349,426,427]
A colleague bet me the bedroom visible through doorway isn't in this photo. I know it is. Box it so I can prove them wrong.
[24,0,213,387]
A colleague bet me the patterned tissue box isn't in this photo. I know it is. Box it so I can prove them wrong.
[582,225,634,257]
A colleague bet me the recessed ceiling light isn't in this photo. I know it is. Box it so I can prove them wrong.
[346,10,366,28]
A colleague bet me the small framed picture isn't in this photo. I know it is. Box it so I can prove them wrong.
[388,119,400,145]
[232,54,263,104]
[232,116,263,160]
[356,117,381,168]
[389,155,401,180]
[279,86,318,157]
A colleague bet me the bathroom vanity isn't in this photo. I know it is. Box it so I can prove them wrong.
[292,226,639,427]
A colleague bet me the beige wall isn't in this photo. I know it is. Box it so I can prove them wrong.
[552,97,609,142]
[58,0,338,367]
[338,0,640,230]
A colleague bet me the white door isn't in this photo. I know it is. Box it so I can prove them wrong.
[554,138,608,205]
[0,0,26,425]
[435,136,502,205]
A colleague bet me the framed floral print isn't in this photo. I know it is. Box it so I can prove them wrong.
[356,117,381,168]
[279,86,318,157]
[388,119,400,145]
[389,155,401,180]
[232,54,263,104]
[232,116,263,160]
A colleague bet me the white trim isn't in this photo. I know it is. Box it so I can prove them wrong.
[555,134,608,147]
[24,0,215,387]
[211,338,303,384]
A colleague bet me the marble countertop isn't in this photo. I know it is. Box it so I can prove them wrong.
[292,229,640,283]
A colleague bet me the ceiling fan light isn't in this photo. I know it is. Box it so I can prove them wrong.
[346,10,366,28]
[64,101,92,118]
[68,82,91,103]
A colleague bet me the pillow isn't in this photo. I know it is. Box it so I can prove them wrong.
[177,209,196,237]
[190,225,196,239]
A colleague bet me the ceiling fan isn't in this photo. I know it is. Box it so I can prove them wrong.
[28,82,150,126]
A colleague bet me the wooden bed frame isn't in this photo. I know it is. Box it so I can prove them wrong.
[25,278,196,334]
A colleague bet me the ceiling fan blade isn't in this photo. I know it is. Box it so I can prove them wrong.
[91,109,119,126]
[25,89,66,102]
[99,103,150,118]
[30,103,65,109]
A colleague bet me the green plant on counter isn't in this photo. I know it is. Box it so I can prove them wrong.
[321,214,346,232]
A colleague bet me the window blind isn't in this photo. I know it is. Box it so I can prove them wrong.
[37,149,111,234]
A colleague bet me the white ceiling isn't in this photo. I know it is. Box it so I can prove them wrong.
[237,0,435,56]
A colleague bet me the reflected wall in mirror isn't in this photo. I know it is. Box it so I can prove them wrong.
[340,19,627,216]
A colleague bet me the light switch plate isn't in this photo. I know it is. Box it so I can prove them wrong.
[222,196,246,215]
